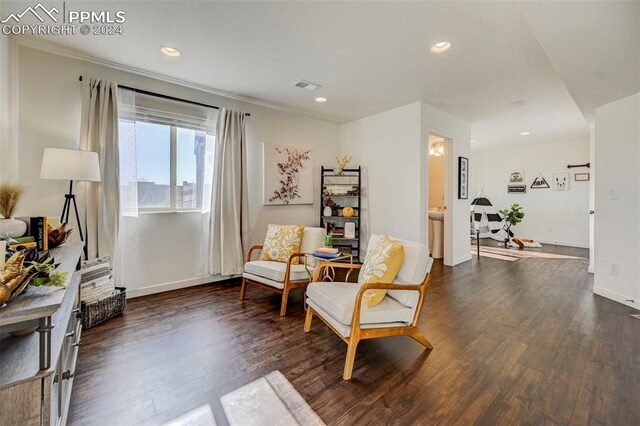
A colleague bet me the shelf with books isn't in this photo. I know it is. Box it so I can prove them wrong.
[321,166,361,261]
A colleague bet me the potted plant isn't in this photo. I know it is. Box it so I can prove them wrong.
[0,183,27,238]
[323,197,335,217]
[499,203,525,247]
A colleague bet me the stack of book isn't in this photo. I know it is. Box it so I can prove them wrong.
[331,229,344,238]
[10,217,50,250]
[312,247,341,259]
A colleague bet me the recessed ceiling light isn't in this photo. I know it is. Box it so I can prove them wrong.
[315,97,327,103]
[520,131,531,136]
[470,139,475,143]
[161,46,181,57]
[430,41,452,54]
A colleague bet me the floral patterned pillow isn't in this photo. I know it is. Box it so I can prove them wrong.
[358,236,405,307]
[260,224,305,264]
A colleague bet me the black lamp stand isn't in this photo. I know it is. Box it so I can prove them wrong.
[60,180,87,258]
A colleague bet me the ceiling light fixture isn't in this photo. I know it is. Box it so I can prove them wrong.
[470,139,475,143]
[315,97,327,103]
[429,143,445,157]
[520,131,531,136]
[161,46,181,57]
[430,41,452,54]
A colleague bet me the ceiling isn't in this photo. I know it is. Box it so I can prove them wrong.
[6,1,640,150]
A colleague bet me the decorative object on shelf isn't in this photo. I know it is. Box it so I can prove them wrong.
[323,197,335,217]
[498,203,525,247]
[0,183,28,238]
[508,185,526,194]
[263,143,313,205]
[344,222,356,239]
[574,173,590,182]
[47,223,73,249]
[0,251,67,304]
[334,155,352,175]
[342,206,355,218]
[458,157,469,199]
[509,170,524,183]
[530,174,550,189]
[40,148,101,258]
[552,173,570,191]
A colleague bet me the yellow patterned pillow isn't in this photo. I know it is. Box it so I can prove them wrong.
[358,236,405,307]
[260,224,304,264]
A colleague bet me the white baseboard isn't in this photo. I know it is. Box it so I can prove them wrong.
[127,275,240,298]
[593,285,639,310]
[535,239,590,249]
[451,254,472,266]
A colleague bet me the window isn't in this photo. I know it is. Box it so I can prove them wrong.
[118,92,216,212]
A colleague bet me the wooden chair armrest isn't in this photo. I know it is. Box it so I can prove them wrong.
[313,262,362,282]
[351,276,430,332]
[246,245,263,262]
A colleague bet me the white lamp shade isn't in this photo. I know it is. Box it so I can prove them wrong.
[40,148,101,182]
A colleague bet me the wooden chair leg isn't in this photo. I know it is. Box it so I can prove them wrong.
[343,338,360,380]
[304,306,314,332]
[240,278,248,300]
[409,329,433,350]
[279,288,290,316]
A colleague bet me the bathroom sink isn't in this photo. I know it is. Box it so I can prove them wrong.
[428,210,444,221]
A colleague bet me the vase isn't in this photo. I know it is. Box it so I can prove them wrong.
[334,167,343,175]
[323,206,333,217]
[0,218,27,237]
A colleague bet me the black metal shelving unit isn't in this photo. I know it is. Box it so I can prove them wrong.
[320,166,361,260]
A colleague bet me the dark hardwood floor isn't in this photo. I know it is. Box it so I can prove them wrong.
[69,245,640,425]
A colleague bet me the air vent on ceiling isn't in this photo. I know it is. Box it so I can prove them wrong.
[294,79,321,92]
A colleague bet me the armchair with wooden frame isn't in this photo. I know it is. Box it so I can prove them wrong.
[303,234,434,380]
[241,227,326,316]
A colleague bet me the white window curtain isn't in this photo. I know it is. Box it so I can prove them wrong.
[115,88,140,287]
[116,90,217,285]
[79,77,119,260]
[209,108,249,276]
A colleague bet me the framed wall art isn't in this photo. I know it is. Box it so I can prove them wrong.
[263,143,314,205]
[552,173,570,191]
[458,157,469,199]
[508,185,526,194]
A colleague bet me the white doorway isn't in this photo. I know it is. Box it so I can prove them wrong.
[427,133,453,264]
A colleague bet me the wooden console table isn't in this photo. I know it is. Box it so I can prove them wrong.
[0,242,84,426]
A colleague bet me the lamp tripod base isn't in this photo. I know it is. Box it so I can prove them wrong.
[61,180,88,259]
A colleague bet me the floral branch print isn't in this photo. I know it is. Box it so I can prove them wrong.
[269,147,311,204]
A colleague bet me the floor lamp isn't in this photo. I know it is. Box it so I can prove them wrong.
[40,148,101,258]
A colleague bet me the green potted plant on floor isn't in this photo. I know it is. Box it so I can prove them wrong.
[499,203,525,247]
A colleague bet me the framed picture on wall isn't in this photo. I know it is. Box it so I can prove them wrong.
[458,157,469,199]
[552,173,570,191]
[508,185,526,194]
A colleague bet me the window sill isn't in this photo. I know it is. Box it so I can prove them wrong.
[138,209,203,215]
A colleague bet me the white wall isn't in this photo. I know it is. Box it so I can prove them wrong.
[339,101,472,266]
[12,45,339,296]
[0,34,18,184]
[339,102,423,259]
[421,102,472,266]
[593,92,640,310]
[471,139,590,247]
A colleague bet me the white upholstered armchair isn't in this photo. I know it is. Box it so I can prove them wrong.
[304,235,434,380]
[241,227,326,316]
